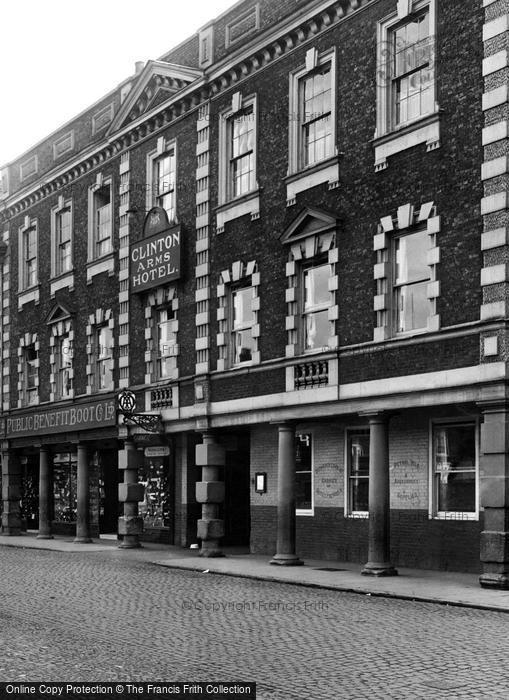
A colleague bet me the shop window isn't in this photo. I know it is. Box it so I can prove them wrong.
[301,260,332,352]
[55,334,72,399]
[53,452,77,523]
[231,286,255,365]
[95,325,113,391]
[23,344,38,406]
[296,433,313,514]
[393,228,431,334]
[431,422,478,519]
[156,307,177,380]
[140,455,171,528]
[346,429,370,516]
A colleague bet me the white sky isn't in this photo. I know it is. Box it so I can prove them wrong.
[0,0,237,166]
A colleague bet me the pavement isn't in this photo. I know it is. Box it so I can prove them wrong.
[1,531,509,613]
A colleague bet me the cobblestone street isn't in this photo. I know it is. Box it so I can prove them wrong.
[1,545,509,699]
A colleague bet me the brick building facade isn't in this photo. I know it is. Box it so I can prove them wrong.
[1,0,508,585]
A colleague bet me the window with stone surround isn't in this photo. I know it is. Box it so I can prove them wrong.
[48,309,74,402]
[19,221,38,291]
[430,421,478,520]
[216,261,260,371]
[301,260,332,352]
[88,176,113,261]
[145,286,179,385]
[146,138,177,223]
[86,309,115,394]
[296,433,313,515]
[51,197,73,277]
[374,201,440,341]
[156,307,178,379]
[345,428,370,517]
[17,334,39,407]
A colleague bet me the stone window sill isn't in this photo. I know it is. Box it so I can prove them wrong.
[285,156,340,206]
[373,112,441,171]
[216,190,260,233]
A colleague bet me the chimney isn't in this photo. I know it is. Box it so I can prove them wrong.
[135,61,145,75]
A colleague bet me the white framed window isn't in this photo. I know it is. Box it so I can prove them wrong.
[376,0,436,137]
[345,428,370,517]
[23,344,38,406]
[301,261,332,352]
[156,307,177,380]
[88,180,112,261]
[51,199,73,278]
[20,224,38,290]
[430,420,478,520]
[296,433,313,515]
[393,228,431,334]
[289,48,337,175]
[95,325,113,391]
[55,334,72,399]
[231,286,255,365]
[147,139,177,223]
[219,95,258,206]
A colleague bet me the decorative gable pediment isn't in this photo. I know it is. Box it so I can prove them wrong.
[46,303,73,324]
[108,60,203,134]
[280,207,338,245]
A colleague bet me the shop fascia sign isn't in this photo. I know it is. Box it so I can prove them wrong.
[130,207,181,293]
[1,398,116,438]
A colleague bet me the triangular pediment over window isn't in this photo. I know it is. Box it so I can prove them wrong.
[108,60,203,134]
[46,303,73,324]
[279,207,338,245]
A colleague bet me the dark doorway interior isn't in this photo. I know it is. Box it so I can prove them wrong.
[222,432,251,547]
[99,449,119,534]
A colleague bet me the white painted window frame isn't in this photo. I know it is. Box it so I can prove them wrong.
[87,174,114,263]
[344,426,370,519]
[428,417,479,522]
[51,196,74,278]
[146,137,178,222]
[18,217,38,292]
[288,47,337,176]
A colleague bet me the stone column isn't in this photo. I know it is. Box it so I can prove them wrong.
[196,431,225,557]
[37,447,53,539]
[74,443,92,543]
[362,413,397,576]
[118,439,144,549]
[1,449,22,535]
[479,402,509,589]
[270,422,303,566]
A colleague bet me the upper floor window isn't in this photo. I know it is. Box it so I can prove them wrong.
[56,207,72,275]
[377,1,435,137]
[302,261,332,352]
[156,307,177,379]
[22,226,37,289]
[94,185,112,258]
[431,422,478,520]
[219,94,258,206]
[391,9,433,127]
[24,344,38,406]
[95,325,113,391]
[231,286,255,365]
[55,334,72,399]
[393,229,430,334]
[289,48,337,175]
[154,151,176,221]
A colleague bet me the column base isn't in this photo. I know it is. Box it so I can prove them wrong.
[118,537,142,549]
[362,562,398,577]
[270,553,304,566]
[37,534,54,540]
[199,548,225,558]
[479,573,509,590]
[73,537,93,544]
[1,528,23,536]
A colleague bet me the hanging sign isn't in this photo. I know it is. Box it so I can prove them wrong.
[130,207,181,293]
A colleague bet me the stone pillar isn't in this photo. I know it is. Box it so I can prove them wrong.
[74,443,92,543]
[37,447,53,539]
[118,439,144,549]
[1,449,22,535]
[196,431,225,557]
[362,414,397,577]
[479,402,509,588]
[270,422,303,566]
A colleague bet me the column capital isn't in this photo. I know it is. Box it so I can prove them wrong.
[270,420,296,431]
[358,410,392,423]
